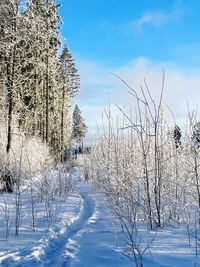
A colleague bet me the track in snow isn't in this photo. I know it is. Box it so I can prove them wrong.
[43,191,95,267]
[0,179,131,267]
[61,184,131,267]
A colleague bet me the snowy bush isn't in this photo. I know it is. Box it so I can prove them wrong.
[0,119,52,189]
[0,165,75,238]
[88,74,200,263]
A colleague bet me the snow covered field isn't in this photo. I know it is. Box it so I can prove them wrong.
[0,169,199,267]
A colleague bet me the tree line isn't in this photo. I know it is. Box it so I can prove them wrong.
[0,0,87,190]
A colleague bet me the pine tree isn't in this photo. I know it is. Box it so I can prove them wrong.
[192,122,200,148]
[25,0,62,144]
[72,104,88,145]
[60,43,80,96]
[173,125,182,149]
[59,43,80,161]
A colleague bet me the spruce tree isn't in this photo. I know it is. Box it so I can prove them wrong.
[59,43,80,161]
[173,125,182,149]
[72,104,88,146]
[192,122,200,148]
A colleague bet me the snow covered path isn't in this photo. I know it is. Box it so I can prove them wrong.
[42,180,131,267]
[58,182,131,267]
[43,189,96,266]
[0,177,131,267]
[1,173,200,266]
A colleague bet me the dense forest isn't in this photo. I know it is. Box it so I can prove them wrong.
[0,0,87,191]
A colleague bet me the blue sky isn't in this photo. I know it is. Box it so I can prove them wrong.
[59,0,200,143]
[60,0,200,67]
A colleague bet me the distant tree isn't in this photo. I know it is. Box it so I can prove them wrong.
[173,125,182,149]
[192,122,200,148]
[72,104,87,145]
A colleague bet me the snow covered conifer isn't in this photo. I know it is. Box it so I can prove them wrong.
[173,125,182,149]
[60,43,80,97]
[72,104,88,145]
[58,43,80,161]
[192,122,200,148]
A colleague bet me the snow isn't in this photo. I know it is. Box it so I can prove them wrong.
[0,169,199,266]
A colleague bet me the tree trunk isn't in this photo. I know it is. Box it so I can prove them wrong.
[60,86,65,162]
[5,2,18,193]
[45,54,49,143]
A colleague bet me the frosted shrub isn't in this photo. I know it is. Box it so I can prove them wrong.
[34,166,74,227]
[89,74,200,264]
[88,72,200,262]
[0,120,52,189]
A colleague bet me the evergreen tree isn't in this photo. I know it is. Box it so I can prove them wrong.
[29,0,62,144]
[173,125,182,149]
[59,43,80,161]
[192,122,200,148]
[60,43,80,97]
[72,104,88,145]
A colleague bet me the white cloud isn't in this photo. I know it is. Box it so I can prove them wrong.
[135,11,168,30]
[111,58,200,119]
[75,56,200,143]
[74,57,112,105]
[110,58,200,125]
[128,0,184,32]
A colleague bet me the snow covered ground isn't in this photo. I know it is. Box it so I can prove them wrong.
[0,168,199,266]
